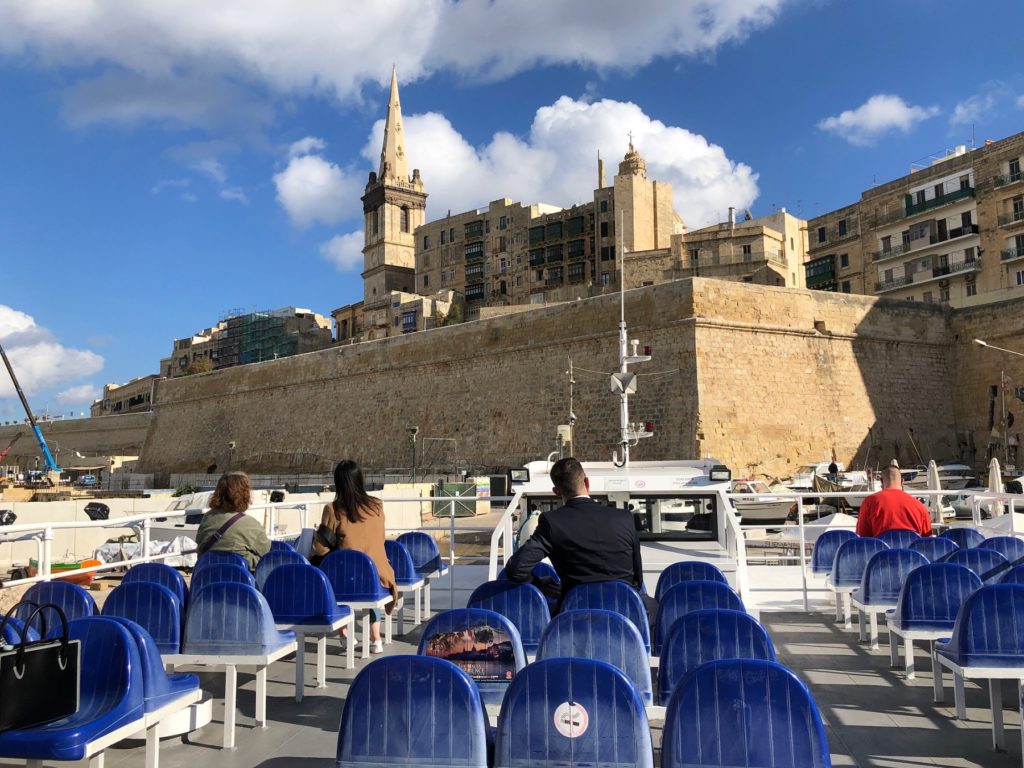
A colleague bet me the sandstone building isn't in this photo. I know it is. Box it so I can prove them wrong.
[805,131,1024,307]
[90,374,160,417]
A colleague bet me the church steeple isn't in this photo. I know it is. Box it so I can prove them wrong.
[379,66,409,183]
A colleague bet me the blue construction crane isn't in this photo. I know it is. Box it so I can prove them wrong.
[0,341,60,473]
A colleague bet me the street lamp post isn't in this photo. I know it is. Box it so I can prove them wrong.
[409,426,419,483]
[974,339,1024,467]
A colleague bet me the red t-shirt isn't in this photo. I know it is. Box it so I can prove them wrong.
[856,488,933,538]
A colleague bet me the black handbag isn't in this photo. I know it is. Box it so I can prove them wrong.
[0,602,80,732]
[315,522,338,550]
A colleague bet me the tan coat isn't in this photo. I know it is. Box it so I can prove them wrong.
[314,500,398,611]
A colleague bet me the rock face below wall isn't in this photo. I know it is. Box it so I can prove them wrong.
[139,278,964,483]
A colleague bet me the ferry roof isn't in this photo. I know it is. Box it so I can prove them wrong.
[518,458,731,493]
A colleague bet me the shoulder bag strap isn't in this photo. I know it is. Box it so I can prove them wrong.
[198,511,247,555]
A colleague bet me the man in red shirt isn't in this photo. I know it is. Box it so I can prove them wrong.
[856,466,933,537]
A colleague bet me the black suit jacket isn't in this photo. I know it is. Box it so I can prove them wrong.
[505,496,644,605]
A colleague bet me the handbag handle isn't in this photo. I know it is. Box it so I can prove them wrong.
[11,603,71,677]
[0,601,46,647]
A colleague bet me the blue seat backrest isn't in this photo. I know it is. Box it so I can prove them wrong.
[877,529,922,548]
[1003,564,1024,585]
[657,608,777,706]
[320,549,389,602]
[190,563,256,594]
[562,581,651,652]
[101,582,183,654]
[194,551,249,571]
[830,537,889,589]
[184,582,293,655]
[397,531,446,574]
[270,539,297,552]
[497,562,561,584]
[944,548,1010,584]
[538,609,653,704]
[654,580,745,655]
[384,540,421,586]
[810,530,857,575]
[908,537,959,562]
[417,608,526,707]
[337,655,489,768]
[0,615,40,645]
[939,527,986,549]
[467,580,550,654]
[858,549,929,603]
[122,562,189,607]
[662,659,830,768]
[890,563,982,629]
[978,536,1024,566]
[23,581,97,636]
[263,563,348,625]
[254,549,307,591]
[655,561,728,601]
[943,584,1024,666]
[495,657,653,768]
[103,617,199,712]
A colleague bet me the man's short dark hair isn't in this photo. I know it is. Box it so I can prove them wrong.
[550,457,586,496]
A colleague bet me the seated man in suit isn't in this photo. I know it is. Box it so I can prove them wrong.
[505,457,655,622]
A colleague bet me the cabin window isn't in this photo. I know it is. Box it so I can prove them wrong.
[628,494,718,541]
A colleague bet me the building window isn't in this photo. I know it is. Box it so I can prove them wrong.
[600,221,609,237]
[498,235,507,252]
[741,244,752,256]
[545,222,563,240]
[840,253,849,268]
[600,245,616,261]
[600,200,608,213]
[499,215,508,230]
[372,207,380,235]
[568,262,585,282]
[423,235,430,249]
[959,174,971,190]
[923,291,933,303]
[401,206,410,233]
[939,285,949,302]
[1011,159,1022,178]
[465,283,485,301]
[529,226,545,244]
[601,271,610,285]
[465,241,484,260]
[568,216,585,236]
[568,239,585,257]
[838,219,847,237]
[440,230,446,245]
[967,282,977,297]
[485,220,491,234]
[449,227,455,241]
[499,258,507,273]
[1017,270,1024,287]
[423,274,429,289]
[841,281,851,293]
[817,226,826,243]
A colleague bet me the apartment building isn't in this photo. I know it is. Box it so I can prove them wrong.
[806,131,1024,307]
[90,374,160,417]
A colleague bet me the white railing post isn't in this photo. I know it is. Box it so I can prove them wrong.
[448,499,457,609]
[140,517,150,564]
[41,527,54,579]
[798,496,809,612]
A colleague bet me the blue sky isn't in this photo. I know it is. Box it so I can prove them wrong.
[1,0,1022,422]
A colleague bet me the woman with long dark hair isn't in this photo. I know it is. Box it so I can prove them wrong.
[313,460,397,653]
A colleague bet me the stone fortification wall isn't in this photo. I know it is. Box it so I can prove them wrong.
[690,282,955,478]
[140,278,959,483]
[0,412,151,468]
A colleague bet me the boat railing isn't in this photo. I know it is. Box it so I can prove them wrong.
[728,489,1023,611]
[0,495,514,593]
[719,491,750,603]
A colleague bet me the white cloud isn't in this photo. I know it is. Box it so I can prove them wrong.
[219,186,249,204]
[357,96,758,229]
[951,93,997,127]
[320,232,364,271]
[818,94,940,146]
[288,136,327,158]
[193,157,227,183]
[151,177,190,195]
[1018,95,1024,109]
[0,1,786,128]
[0,306,104,400]
[56,384,101,405]
[273,153,361,228]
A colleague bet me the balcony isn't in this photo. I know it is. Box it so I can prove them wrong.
[999,210,1024,227]
[806,268,837,288]
[546,252,564,264]
[546,276,564,287]
[995,170,1023,188]
[529,255,545,268]
[568,271,585,284]
[932,257,980,278]
[1003,247,1024,262]
[871,242,912,261]
[875,274,913,293]
[904,186,975,216]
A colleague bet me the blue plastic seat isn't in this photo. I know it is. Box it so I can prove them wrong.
[0,617,145,762]
[23,582,97,637]
[194,551,249,571]
[0,615,40,644]
[102,582,183,653]
[877,529,922,548]
[396,531,448,576]
[254,549,307,591]
[939,527,986,549]
[494,657,653,768]
[270,539,297,552]
[810,530,857,575]
[467,580,550,654]
[1002,564,1024,585]
[417,607,526,706]
[944,548,1010,584]
[320,549,392,603]
[829,537,889,590]
[103,617,199,713]
[561,580,651,652]
[657,608,777,706]
[977,535,1024,566]
[183,582,295,656]
[654,580,745,655]
[908,536,959,562]
[662,659,831,768]
[385,539,422,588]
[497,561,560,584]
[263,563,351,626]
[337,655,489,768]
[190,562,256,594]
[655,561,728,601]
[850,548,929,647]
[538,609,653,704]
[122,562,189,607]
